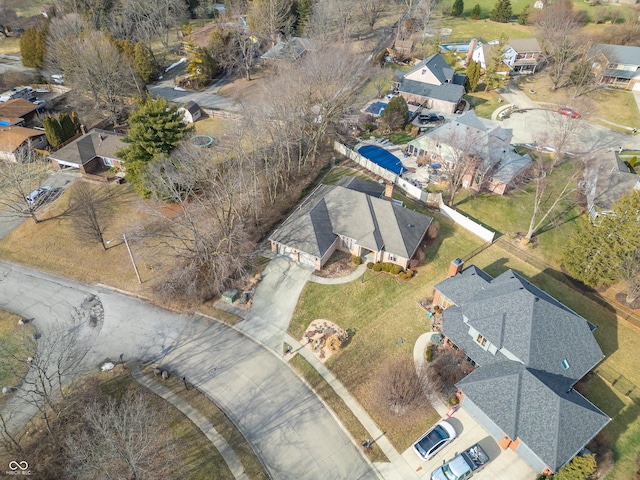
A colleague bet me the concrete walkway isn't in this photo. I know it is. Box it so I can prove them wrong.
[283,334,416,480]
[131,364,249,480]
[309,263,367,284]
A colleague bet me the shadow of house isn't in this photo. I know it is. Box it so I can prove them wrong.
[47,129,127,175]
[0,126,48,162]
[392,53,466,114]
[269,176,432,270]
[432,259,609,476]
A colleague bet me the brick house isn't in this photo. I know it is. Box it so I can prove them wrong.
[48,129,127,174]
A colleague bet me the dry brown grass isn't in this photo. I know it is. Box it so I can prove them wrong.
[0,183,168,297]
[141,365,268,479]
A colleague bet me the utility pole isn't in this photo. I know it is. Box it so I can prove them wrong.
[122,234,142,284]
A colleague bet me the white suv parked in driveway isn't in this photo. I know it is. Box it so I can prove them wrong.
[25,186,52,206]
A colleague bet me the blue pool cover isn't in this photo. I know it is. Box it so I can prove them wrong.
[365,101,386,116]
[357,145,407,176]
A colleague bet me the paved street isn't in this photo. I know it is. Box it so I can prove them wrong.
[0,262,375,480]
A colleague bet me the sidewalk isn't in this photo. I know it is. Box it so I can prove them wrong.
[131,364,249,480]
[284,333,420,480]
[308,263,367,284]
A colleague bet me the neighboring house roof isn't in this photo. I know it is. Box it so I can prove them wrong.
[261,37,315,60]
[0,126,45,153]
[398,79,465,104]
[0,98,38,118]
[269,180,432,261]
[435,266,609,472]
[407,54,457,84]
[0,117,25,126]
[588,43,640,67]
[408,111,530,178]
[48,129,126,167]
[507,38,541,53]
[188,23,220,49]
[583,149,640,213]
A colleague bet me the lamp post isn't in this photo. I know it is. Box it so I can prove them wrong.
[107,234,141,284]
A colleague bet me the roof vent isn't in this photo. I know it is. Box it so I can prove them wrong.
[562,359,570,370]
[408,224,414,228]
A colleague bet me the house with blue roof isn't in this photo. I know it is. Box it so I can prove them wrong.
[392,54,466,113]
[432,259,609,476]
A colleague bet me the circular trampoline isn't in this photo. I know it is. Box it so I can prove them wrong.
[191,135,214,148]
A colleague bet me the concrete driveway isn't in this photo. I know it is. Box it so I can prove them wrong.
[401,408,536,480]
[0,262,375,480]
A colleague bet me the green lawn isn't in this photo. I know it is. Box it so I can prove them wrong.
[290,213,484,451]
[453,158,582,267]
[439,17,534,42]
[464,90,503,119]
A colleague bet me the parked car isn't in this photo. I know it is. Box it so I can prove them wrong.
[25,186,52,206]
[557,107,579,118]
[412,420,457,460]
[431,444,489,480]
[419,113,444,124]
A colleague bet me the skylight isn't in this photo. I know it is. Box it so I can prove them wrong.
[562,359,570,370]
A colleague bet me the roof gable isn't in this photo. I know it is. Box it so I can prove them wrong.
[269,180,432,260]
[49,129,127,166]
[0,126,45,153]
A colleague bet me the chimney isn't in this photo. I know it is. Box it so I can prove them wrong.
[384,182,394,200]
[466,38,477,67]
[447,258,464,277]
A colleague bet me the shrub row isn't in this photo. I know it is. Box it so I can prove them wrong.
[365,261,414,279]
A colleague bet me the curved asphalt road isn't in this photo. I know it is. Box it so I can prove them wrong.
[0,262,375,480]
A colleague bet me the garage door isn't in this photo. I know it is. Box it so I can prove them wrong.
[277,245,316,268]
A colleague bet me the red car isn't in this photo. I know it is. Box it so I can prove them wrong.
[557,107,579,118]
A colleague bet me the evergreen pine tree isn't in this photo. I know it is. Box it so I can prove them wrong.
[471,3,482,19]
[466,59,481,92]
[43,117,65,148]
[518,5,530,24]
[71,111,82,133]
[117,95,192,196]
[295,0,313,35]
[134,42,157,84]
[452,0,465,16]
[59,113,76,142]
[490,0,512,22]
[20,28,46,69]
[185,40,219,88]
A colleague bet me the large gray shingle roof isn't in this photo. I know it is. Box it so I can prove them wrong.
[436,265,608,472]
[588,43,640,66]
[49,129,126,166]
[269,179,432,260]
[398,79,465,104]
[457,364,609,472]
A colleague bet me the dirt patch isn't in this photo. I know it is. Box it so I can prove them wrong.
[313,250,359,278]
[615,292,640,310]
[300,319,348,363]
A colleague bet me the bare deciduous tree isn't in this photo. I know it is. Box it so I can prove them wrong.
[142,145,255,301]
[55,30,139,114]
[620,249,640,305]
[65,392,177,480]
[68,182,117,250]
[0,152,52,224]
[423,347,473,396]
[246,0,294,45]
[372,355,430,415]
[534,0,586,91]
[358,0,386,30]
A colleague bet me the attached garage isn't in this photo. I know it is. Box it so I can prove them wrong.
[276,244,317,269]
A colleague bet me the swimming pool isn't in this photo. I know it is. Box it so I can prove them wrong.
[357,145,407,176]
[365,101,386,116]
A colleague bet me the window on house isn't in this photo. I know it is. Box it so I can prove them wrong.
[476,334,488,347]
[562,359,570,370]
[388,254,396,261]
[103,157,113,167]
